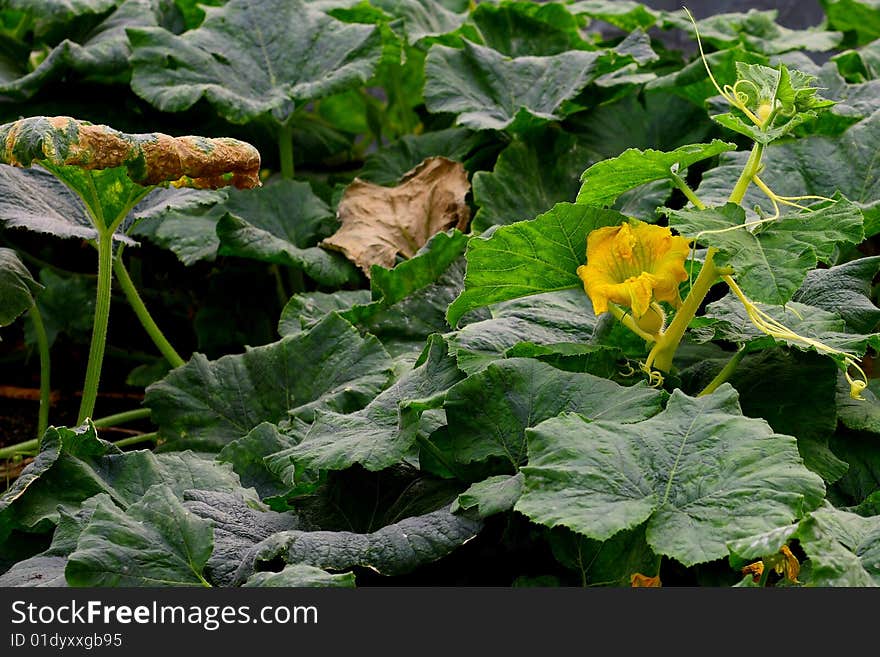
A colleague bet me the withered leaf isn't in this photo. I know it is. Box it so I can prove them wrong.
[321,157,470,277]
[0,116,261,190]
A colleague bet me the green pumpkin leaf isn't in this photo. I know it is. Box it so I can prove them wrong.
[821,0,880,46]
[243,564,356,587]
[128,0,383,124]
[424,40,632,132]
[468,2,590,57]
[0,421,249,544]
[793,256,880,334]
[452,473,524,519]
[216,179,360,287]
[0,247,41,327]
[437,358,665,468]
[661,9,842,55]
[268,334,462,473]
[145,313,393,452]
[796,503,880,586]
[575,140,737,207]
[447,289,616,375]
[668,199,864,306]
[569,1,658,32]
[65,485,214,586]
[549,524,658,587]
[516,385,825,566]
[446,203,626,327]
[472,129,592,232]
[0,0,172,100]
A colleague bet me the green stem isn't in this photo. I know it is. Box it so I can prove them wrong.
[29,303,51,440]
[279,124,294,179]
[728,143,764,205]
[648,249,722,373]
[113,252,185,369]
[416,433,467,481]
[112,432,158,449]
[93,407,152,428]
[77,231,114,424]
[670,171,706,210]
[0,438,39,460]
[697,348,745,397]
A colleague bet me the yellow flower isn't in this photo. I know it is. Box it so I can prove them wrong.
[577,220,691,319]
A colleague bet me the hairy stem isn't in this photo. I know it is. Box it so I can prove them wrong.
[78,231,114,423]
[93,407,152,428]
[697,348,745,397]
[28,302,51,440]
[670,171,706,210]
[113,252,185,369]
[608,303,658,343]
[728,143,764,205]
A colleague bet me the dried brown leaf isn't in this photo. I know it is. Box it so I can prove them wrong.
[321,156,470,276]
[0,116,261,189]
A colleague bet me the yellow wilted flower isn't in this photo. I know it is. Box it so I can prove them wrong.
[577,220,691,320]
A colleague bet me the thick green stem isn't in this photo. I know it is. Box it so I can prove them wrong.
[93,407,152,428]
[112,431,158,449]
[698,348,745,397]
[648,250,722,373]
[29,303,51,440]
[77,232,114,423]
[670,171,706,210]
[728,143,764,205]
[279,124,294,179]
[113,253,185,369]
[0,438,39,459]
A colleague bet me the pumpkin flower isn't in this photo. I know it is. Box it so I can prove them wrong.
[577,220,691,320]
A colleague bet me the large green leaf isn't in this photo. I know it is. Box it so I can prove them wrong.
[367,0,467,46]
[0,422,248,543]
[232,507,482,582]
[446,203,626,327]
[436,358,664,468]
[569,1,658,32]
[129,187,228,265]
[661,9,842,55]
[423,40,632,132]
[549,524,658,587]
[183,490,302,586]
[216,423,301,506]
[697,111,880,237]
[668,199,865,305]
[0,165,131,242]
[467,2,590,57]
[128,0,383,124]
[65,485,214,586]
[821,0,880,46]
[0,0,171,100]
[793,256,880,334]
[273,334,462,473]
[145,313,393,451]
[22,269,95,348]
[451,473,524,519]
[472,129,592,232]
[796,503,880,586]
[516,385,825,566]
[0,247,41,327]
[447,288,617,376]
[575,140,736,207]
[216,179,359,286]
[243,564,356,587]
